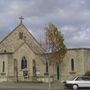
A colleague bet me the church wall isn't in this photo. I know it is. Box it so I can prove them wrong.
[84,50,90,73]
[60,49,85,82]
[2,23,90,82]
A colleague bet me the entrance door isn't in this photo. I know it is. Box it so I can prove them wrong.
[57,64,59,80]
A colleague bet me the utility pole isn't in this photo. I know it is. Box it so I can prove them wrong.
[16,65,18,82]
[45,54,51,90]
[48,60,51,90]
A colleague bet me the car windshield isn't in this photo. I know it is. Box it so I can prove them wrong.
[75,77,83,81]
[72,76,78,80]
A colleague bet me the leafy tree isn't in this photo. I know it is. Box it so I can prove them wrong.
[44,23,67,63]
[41,23,67,89]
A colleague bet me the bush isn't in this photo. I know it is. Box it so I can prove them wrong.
[84,71,90,76]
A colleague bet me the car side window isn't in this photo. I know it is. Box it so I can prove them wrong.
[88,77,90,80]
[83,77,90,81]
[75,76,90,81]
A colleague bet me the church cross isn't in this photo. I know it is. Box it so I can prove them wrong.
[19,16,24,24]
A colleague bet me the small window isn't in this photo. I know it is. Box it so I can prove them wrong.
[2,61,5,72]
[19,32,23,39]
[71,59,74,71]
[46,62,48,73]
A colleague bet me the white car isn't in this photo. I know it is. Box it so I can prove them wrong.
[64,76,90,90]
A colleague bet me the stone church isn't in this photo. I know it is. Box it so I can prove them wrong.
[0,17,90,82]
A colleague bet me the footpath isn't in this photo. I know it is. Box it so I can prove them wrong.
[0,81,65,89]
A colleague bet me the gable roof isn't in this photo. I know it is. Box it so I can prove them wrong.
[0,23,45,54]
[0,24,21,44]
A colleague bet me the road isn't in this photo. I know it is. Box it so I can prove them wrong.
[0,82,89,90]
[0,88,89,90]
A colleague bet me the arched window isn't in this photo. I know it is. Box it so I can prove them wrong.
[46,62,48,73]
[71,59,74,71]
[21,56,27,69]
[2,61,5,72]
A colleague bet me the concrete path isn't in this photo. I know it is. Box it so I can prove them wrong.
[0,82,89,90]
[0,81,65,90]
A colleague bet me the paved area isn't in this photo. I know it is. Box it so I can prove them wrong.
[0,81,89,90]
[0,81,65,90]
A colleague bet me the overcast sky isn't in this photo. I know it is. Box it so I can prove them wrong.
[0,0,90,48]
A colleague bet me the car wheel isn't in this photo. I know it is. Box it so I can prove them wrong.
[72,84,79,90]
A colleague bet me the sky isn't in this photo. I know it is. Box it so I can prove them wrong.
[0,0,90,48]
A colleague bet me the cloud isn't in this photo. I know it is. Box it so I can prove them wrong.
[61,25,90,48]
[0,0,90,48]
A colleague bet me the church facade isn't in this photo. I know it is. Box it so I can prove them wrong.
[0,19,57,82]
[0,18,90,82]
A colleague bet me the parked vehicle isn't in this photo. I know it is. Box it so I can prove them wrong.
[64,76,90,90]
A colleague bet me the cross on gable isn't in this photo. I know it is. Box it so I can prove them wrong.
[19,16,24,24]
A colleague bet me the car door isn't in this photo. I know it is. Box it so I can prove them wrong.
[76,77,90,87]
[73,77,87,87]
[82,77,90,87]
[74,78,84,87]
